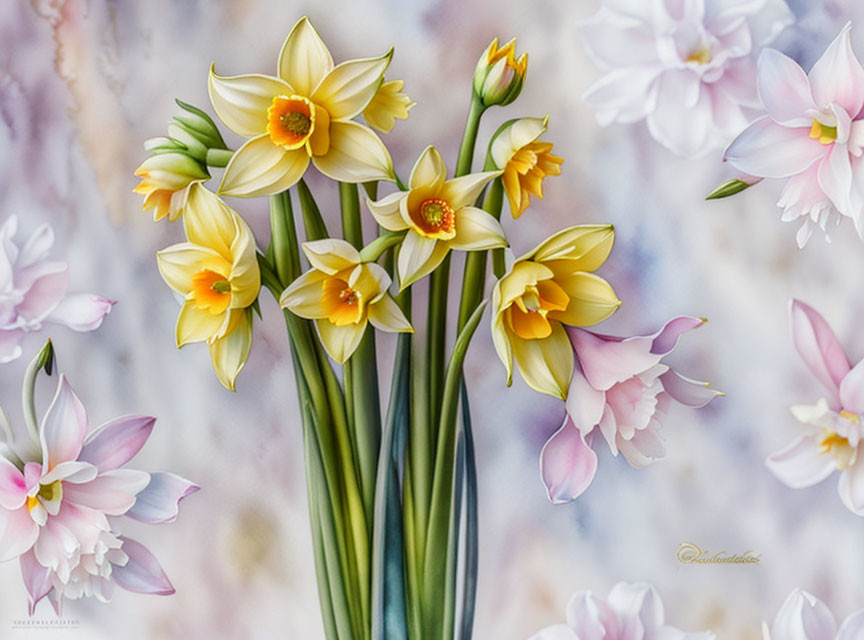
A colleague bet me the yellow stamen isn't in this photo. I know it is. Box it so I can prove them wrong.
[27,481,62,513]
[413,198,456,239]
[191,269,231,315]
[820,432,849,454]
[685,46,712,65]
[809,120,837,145]
[840,410,859,423]
[321,277,363,327]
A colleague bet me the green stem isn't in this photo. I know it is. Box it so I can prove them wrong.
[340,182,364,249]
[205,148,233,167]
[359,231,406,263]
[269,190,300,286]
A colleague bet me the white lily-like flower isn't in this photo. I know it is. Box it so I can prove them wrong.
[208,16,395,197]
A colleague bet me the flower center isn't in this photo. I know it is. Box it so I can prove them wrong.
[507,279,570,340]
[413,198,456,238]
[192,269,231,315]
[268,95,316,150]
[810,119,837,145]
[685,46,712,65]
[321,277,364,327]
[820,426,857,469]
[27,480,62,513]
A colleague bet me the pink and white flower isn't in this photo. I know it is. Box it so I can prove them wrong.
[541,317,721,503]
[529,582,715,640]
[579,0,793,158]
[764,589,864,640]
[0,216,113,363]
[766,300,864,516]
[0,366,197,613]
[725,24,864,247]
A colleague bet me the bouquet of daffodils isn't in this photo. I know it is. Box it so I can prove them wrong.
[135,17,627,640]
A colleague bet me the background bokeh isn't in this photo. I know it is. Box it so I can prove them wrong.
[2,0,864,638]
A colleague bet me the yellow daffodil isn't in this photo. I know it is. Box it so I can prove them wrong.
[363,79,414,133]
[473,37,527,107]
[491,225,620,400]
[491,116,563,218]
[156,184,261,390]
[133,152,209,221]
[208,16,396,198]
[280,239,412,363]
[366,146,507,288]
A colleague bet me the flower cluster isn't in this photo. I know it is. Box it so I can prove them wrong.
[765,590,864,640]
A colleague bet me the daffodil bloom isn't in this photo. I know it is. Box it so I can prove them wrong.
[133,152,209,222]
[366,146,507,288]
[490,116,563,218]
[280,239,412,364]
[473,37,527,107]
[491,225,620,400]
[208,16,396,198]
[156,184,260,389]
[363,79,414,133]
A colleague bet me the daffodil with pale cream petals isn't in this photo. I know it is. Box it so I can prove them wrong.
[363,79,414,133]
[366,146,506,288]
[133,152,209,222]
[156,184,260,390]
[490,116,563,218]
[208,16,396,198]
[491,225,621,400]
[280,239,412,364]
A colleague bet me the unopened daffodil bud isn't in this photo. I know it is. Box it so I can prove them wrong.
[363,79,415,133]
[172,99,228,152]
[490,116,563,218]
[280,239,412,363]
[473,37,527,108]
[491,225,620,400]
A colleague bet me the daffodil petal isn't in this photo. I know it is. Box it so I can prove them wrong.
[183,184,236,259]
[227,215,261,309]
[350,262,391,303]
[491,310,514,386]
[498,261,555,309]
[366,191,409,231]
[280,269,329,318]
[312,121,394,183]
[277,17,333,96]
[301,239,361,275]
[511,324,573,400]
[551,272,621,327]
[440,171,501,210]
[410,146,447,190]
[528,225,615,269]
[450,206,507,251]
[363,79,413,133]
[311,50,392,120]
[219,135,310,198]
[209,310,252,391]
[317,319,367,364]
[490,116,547,168]
[397,232,437,288]
[156,243,229,295]
[368,294,412,333]
[208,68,291,137]
[176,301,229,347]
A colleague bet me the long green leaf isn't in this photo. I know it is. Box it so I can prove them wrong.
[457,382,478,640]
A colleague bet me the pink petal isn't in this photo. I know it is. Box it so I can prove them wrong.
[20,550,52,616]
[540,417,598,504]
[126,472,199,524]
[838,460,864,516]
[568,327,659,391]
[659,370,722,407]
[39,375,87,471]
[17,224,54,268]
[0,506,40,562]
[0,329,24,364]
[789,299,851,401]
[47,294,114,332]
[617,421,666,468]
[597,405,619,455]
[0,456,27,510]
[565,591,619,640]
[724,116,826,178]
[840,358,864,414]
[583,68,660,126]
[809,23,864,117]
[577,12,659,69]
[837,611,864,640]
[607,582,665,633]
[817,144,853,215]
[566,364,606,433]
[62,469,151,516]
[529,625,579,640]
[39,460,97,485]
[112,537,175,595]
[33,517,79,581]
[646,72,714,158]
[14,265,69,322]
[766,435,836,489]
[79,415,155,472]
[757,48,815,126]
[771,590,837,640]
[650,316,705,356]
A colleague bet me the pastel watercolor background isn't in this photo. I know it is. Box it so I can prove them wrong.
[2,0,864,638]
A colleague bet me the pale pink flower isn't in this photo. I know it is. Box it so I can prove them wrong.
[766,300,864,516]
[764,589,864,640]
[0,216,114,362]
[541,317,721,504]
[725,24,864,247]
[579,0,792,158]
[0,372,198,614]
[529,582,715,640]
